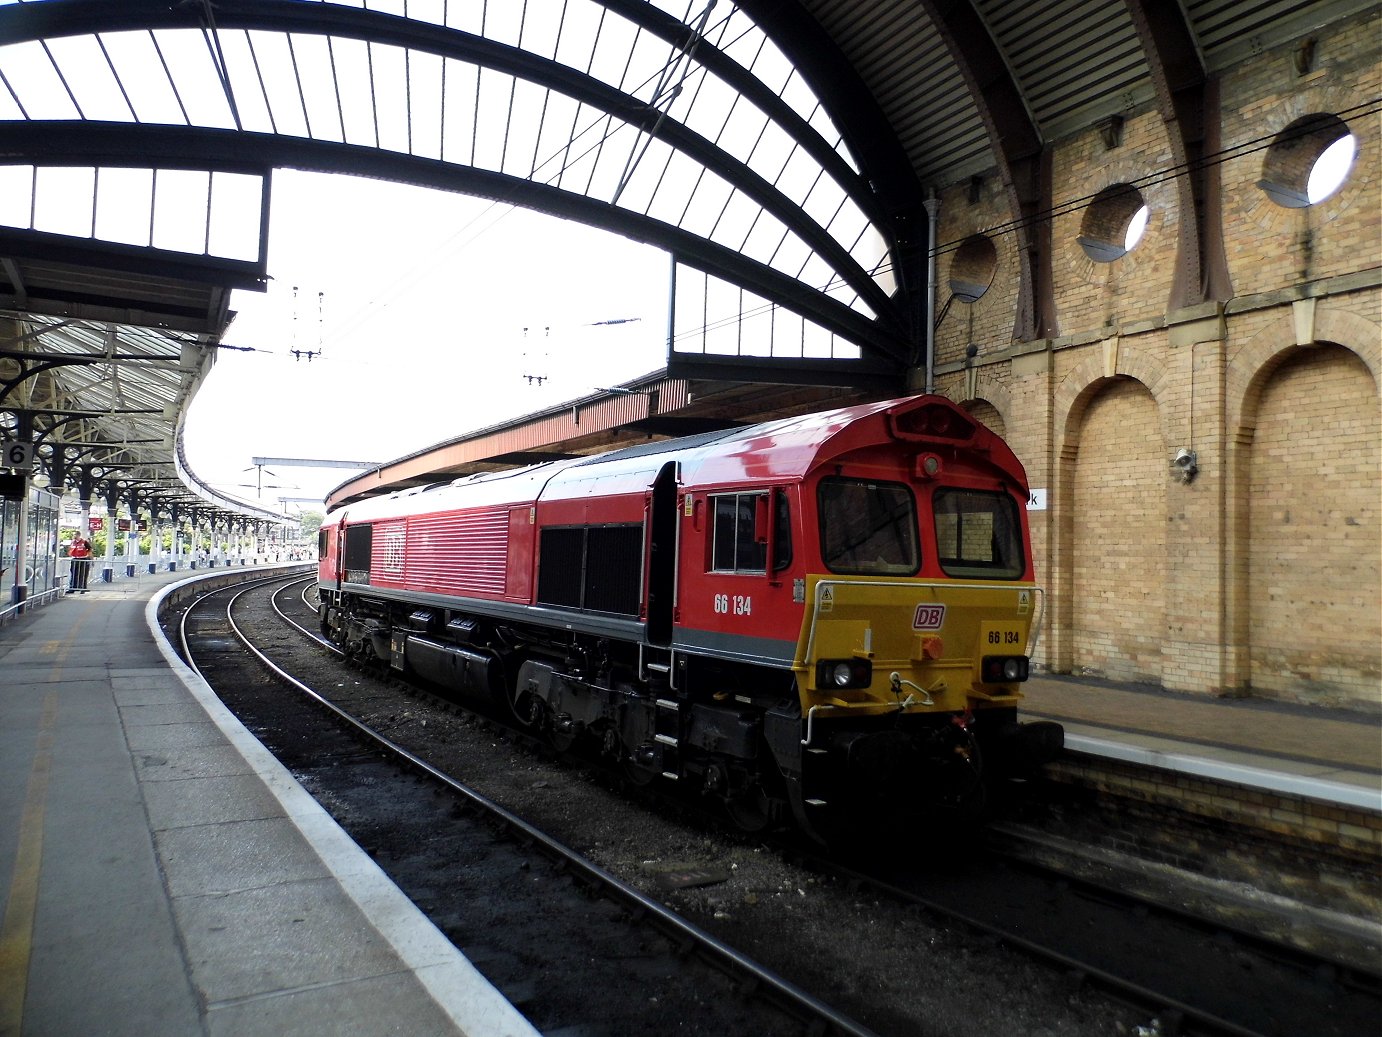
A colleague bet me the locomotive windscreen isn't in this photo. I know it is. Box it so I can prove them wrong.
[934,489,1024,579]
[818,478,919,576]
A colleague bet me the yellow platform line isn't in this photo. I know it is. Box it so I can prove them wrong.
[0,692,60,1037]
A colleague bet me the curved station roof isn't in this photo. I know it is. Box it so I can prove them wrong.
[0,0,1370,519]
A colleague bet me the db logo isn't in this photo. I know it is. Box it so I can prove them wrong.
[912,604,946,631]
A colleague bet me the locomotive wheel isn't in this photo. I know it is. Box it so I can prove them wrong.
[724,785,774,833]
[548,723,577,753]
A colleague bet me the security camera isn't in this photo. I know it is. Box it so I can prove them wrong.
[1170,448,1198,483]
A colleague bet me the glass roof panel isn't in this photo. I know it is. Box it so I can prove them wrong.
[242,30,310,137]
[95,32,181,124]
[0,165,32,227]
[328,36,378,146]
[150,169,210,253]
[440,57,481,164]
[208,172,263,261]
[150,29,236,128]
[370,42,412,154]
[218,30,276,133]
[480,1,526,49]
[472,66,513,171]
[613,133,675,215]
[34,166,94,237]
[521,0,566,59]
[529,88,583,182]
[0,40,79,119]
[293,32,346,142]
[737,204,786,261]
[44,35,129,121]
[554,1,606,72]
[93,167,153,247]
[506,77,551,178]
[407,50,445,160]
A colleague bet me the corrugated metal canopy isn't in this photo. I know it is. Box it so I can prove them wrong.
[790,0,1371,189]
[1,309,287,525]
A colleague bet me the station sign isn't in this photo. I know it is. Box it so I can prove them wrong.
[117,518,132,532]
[3,440,33,470]
[89,516,105,530]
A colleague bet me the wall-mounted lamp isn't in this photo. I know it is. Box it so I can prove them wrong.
[1098,114,1124,150]
[1293,37,1316,76]
[1170,447,1198,484]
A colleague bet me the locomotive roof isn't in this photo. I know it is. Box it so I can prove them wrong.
[327,394,1025,521]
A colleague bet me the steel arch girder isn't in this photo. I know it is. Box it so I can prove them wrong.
[921,0,1055,342]
[0,120,912,370]
[0,0,908,344]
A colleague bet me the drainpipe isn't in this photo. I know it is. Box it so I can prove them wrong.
[923,189,940,394]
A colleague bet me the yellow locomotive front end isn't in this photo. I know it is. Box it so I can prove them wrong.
[789,574,1062,834]
[797,575,1036,715]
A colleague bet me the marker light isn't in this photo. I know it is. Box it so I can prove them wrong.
[816,658,872,690]
[980,655,1029,683]
[890,403,977,442]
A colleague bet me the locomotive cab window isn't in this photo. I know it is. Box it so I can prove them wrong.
[818,478,919,576]
[710,491,791,573]
[933,488,1024,579]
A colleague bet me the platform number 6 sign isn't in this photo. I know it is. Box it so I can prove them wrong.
[4,441,33,469]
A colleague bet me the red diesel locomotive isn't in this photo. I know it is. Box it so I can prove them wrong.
[318,394,1062,839]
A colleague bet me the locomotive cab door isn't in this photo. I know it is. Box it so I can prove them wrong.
[647,461,679,645]
[334,510,348,591]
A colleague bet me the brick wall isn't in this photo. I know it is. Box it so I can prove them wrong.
[928,10,1381,709]
[1248,347,1381,706]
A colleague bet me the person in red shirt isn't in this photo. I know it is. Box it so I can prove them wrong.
[69,535,92,593]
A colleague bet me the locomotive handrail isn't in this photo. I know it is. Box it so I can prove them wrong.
[638,642,679,691]
[801,703,838,746]
[1027,586,1047,655]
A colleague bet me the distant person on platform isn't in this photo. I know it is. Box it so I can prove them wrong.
[69,534,93,593]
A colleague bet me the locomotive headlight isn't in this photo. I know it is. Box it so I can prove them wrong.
[980,655,1029,683]
[816,658,872,689]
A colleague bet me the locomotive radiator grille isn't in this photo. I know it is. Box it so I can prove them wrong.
[403,510,509,596]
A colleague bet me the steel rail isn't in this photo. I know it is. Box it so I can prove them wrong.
[193,575,884,1037]
[798,853,1303,1037]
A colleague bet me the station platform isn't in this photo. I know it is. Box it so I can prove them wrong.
[1021,674,1382,813]
[0,565,538,1037]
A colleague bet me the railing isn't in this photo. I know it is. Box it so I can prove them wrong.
[0,579,68,624]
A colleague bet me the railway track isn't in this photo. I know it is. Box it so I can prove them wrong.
[794,844,1381,1037]
[174,572,880,1037]
[167,569,1382,1037]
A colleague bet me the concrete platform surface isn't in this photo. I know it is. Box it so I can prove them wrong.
[1022,674,1382,812]
[0,565,538,1037]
